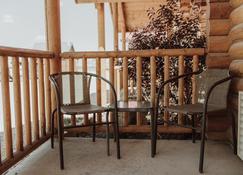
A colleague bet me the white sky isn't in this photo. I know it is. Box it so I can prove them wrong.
[0,0,115,51]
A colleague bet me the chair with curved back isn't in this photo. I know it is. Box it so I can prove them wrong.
[154,68,237,173]
[49,72,120,169]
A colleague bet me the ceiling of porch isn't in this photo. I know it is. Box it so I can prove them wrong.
[75,0,207,32]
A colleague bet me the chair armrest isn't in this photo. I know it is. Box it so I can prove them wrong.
[156,69,203,109]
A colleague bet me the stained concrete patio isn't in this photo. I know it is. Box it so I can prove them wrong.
[5,138,243,175]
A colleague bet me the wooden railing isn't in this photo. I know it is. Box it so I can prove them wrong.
[0,46,205,173]
[61,48,205,134]
[0,46,54,173]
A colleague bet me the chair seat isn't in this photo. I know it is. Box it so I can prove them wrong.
[164,103,225,115]
[61,104,108,115]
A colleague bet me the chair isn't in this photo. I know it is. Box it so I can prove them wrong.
[153,68,237,173]
[49,72,120,169]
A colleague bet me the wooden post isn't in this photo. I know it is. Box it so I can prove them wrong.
[45,0,62,128]
[38,59,46,137]
[112,3,119,52]
[118,2,126,91]
[22,58,32,145]
[178,55,184,125]
[0,56,13,159]
[97,3,105,123]
[119,2,128,126]
[12,57,24,151]
[136,56,142,126]
[164,56,170,126]
[30,58,40,141]
[112,3,119,93]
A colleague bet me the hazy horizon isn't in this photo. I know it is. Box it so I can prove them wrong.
[0,0,116,51]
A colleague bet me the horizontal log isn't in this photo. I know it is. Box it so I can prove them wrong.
[230,0,243,8]
[65,125,192,134]
[0,134,50,174]
[210,2,232,19]
[209,19,230,36]
[210,0,229,2]
[76,0,171,3]
[61,48,205,59]
[208,36,230,53]
[206,53,233,68]
[229,23,243,43]
[230,5,243,27]
[228,41,243,59]
[229,59,243,77]
[0,46,54,58]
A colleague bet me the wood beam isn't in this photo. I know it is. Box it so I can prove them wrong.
[76,0,165,4]
[97,3,105,122]
[118,2,127,50]
[61,48,206,58]
[112,3,119,51]
[45,0,62,127]
[45,0,61,72]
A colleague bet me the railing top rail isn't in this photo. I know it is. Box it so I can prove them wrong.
[61,48,206,59]
[0,46,55,58]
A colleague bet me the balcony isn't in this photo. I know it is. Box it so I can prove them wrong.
[1,0,243,174]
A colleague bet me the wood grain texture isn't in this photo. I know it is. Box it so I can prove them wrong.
[0,56,13,159]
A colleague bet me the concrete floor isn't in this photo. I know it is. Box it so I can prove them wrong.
[5,138,243,175]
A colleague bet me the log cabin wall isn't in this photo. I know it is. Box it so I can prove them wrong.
[207,0,243,141]
[207,0,233,68]
[228,0,243,139]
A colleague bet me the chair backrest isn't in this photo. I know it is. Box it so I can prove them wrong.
[196,68,230,108]
[49,72,91,106]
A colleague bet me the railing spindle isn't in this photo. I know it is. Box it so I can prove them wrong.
[96,57,102,123]
[22,58,32,145]
[30,58,39,141]
[12,56,24,151]
[38,59,46,137]
[164,56,170,125]
[123,57,129,126]
[136,56,142,126]
[192,55,199,104]
[82,57,89,125]
[44,59,51,133]
[150,56,156,105]
[0,56,13,159]
[68,58,76,126]
[178,55,185,125]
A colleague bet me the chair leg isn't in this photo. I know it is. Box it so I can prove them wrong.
[199,114,206,173]
[106,111,110,156]
[114,110,121,159]
[51,108,57,149]
[192,114,196,143]
[113,112,117,142]
[153,110,158,157]
[230,110,237,155]
[151,109,155,157]
[92,113,96,142]
[57,111,64,170]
